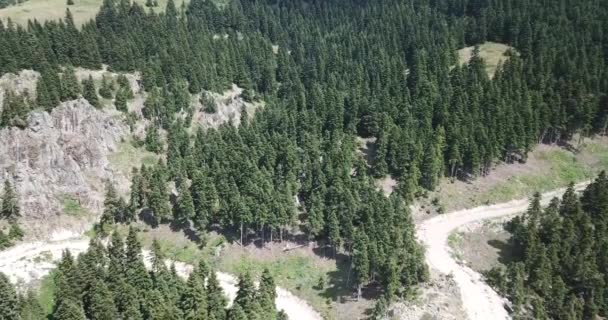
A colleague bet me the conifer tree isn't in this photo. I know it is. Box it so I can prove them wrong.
[206,271,227,320]
[60,66,81,101]
[179,273,208,320]
[98,75,114,99]
[0,272,19,320]
[82,75,100,108]
[352,229,370,300]
[114,88,129,112]
[145,124,162,153]
[233,272,258,318]
[175,182,195,226]
[86,280,118,320]
[258,268,277,319]
[125,227,152,291]
[1,180,20,222]
[52,299,86,320]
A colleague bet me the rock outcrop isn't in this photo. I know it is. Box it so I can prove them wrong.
[0,99,129,237]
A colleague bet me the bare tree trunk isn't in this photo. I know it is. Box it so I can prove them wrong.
[357,284,362,301]
[240,223,243,246]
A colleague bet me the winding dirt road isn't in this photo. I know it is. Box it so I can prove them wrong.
[0,234,321,320]
[416,182,589,320]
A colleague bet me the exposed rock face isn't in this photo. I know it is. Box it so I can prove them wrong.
[0,99,129,237]
[193,84,261,130]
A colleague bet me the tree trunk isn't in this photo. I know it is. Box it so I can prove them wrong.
[240,223,243,246]
[357,284,362,301]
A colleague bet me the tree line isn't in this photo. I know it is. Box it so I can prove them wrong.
[486,172,608,319]
[0,227,287,320]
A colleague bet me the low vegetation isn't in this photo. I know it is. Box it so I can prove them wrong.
[457,42,515,78]
[0,0,186,26]
[433,138,608,212]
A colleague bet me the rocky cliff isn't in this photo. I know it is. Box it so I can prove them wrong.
[0,99,129,237]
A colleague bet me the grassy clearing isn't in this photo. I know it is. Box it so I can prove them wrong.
[215,245,341,319]
[61,196,88,217]
[0,0,186,27]
[457,42,514,78]
[479,149,594,204]
[108,138,158,177]
[434,138,608,211]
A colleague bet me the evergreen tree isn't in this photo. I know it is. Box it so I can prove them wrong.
[82,75,100,108]
[179,273,207,320]
[60,66,81,101]
[258,268,277,319]
[175,182,195,226]
[0,272,19,320]
[52,299,86,320]
[206,271,227,320]
[114,88,129,112]
[1,180,20,222]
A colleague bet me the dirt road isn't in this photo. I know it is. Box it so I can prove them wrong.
[416,182,589,320]
[0,233,322,320]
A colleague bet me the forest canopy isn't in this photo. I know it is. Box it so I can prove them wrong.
[0,0,607,307]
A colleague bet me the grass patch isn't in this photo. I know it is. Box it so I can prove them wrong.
[108,138,158,177]
[216,249,339,319]
[0,0,188,27]
[33,251,53,263]
[436,138,608,211]
[37,271,56,316]
[457,42,514,78]
[61,196,88,217]
[480,149,594,204]
[447,232,464,261]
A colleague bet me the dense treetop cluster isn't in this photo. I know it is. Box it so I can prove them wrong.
[0,0,607,305]
[486,172,608,320]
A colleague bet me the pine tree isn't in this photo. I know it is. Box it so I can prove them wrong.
[114,88,129,112]
[86,280,119,320]
[125,227,152,291]
[52,299,86,320]
[175,182,195,226]
[1,180,20,221]
[352,229,370,300]
[227,303,247,320]
[258,268,277,320]
[82,75,100,108]
[114,281,142,320]
[98,75,114,99]
[179,273,207,320]
[60,66,81,101]
[0,272,19,320]
[234,272,256,315]
[145,124,162,153]
[206,271,227,320]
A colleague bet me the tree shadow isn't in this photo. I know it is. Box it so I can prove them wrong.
[138,208,158,228]
[487,239,516,265]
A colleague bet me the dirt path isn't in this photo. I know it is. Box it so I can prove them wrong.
[0,234,321,320]
[416,182,589,320]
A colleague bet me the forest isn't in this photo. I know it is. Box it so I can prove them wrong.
[486,172,608,319]
[0,228,288,320]
[0,0,607,313]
